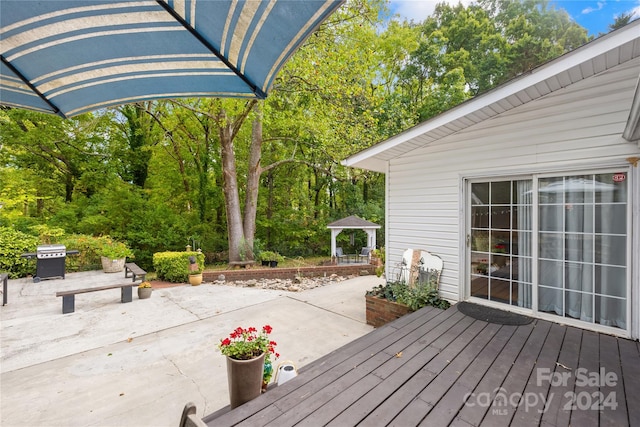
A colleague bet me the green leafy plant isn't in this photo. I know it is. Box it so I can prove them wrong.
[259,251,284,263]
[99,238,134,259]
[0,227,39,278]
[218,325,280,361]
[153,251,205,283]
[366,279,450,311]
[366,283,397,301]
[394,283,451,311]
[370,247,385,277]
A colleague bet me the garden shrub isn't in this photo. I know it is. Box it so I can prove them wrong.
[153,251,205,283]
[366,280,450,311]
[59,234,110,272]
[0,227,39,278]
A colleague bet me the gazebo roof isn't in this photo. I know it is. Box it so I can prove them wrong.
[327,215,380,229]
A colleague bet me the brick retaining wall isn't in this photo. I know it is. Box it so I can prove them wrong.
[203,264,376,282]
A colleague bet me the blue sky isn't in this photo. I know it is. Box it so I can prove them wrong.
[389,1,640,36]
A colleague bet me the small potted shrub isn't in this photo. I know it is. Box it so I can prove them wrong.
[137,281,152,299]
[188,255,204,286]
[99,238,133,273]
[259,251,284,268]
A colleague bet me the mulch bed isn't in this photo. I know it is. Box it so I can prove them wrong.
[149,280,187,289]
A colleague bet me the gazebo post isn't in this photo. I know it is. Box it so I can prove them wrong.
[331,229,342,263]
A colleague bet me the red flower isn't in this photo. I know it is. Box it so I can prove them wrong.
[218,324,279,361]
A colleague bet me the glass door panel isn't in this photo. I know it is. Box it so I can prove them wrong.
[537,173,627,329]
[470,180,532,308]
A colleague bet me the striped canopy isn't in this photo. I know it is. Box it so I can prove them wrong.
[0,0,342,118]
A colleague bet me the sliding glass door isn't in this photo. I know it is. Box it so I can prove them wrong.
[469,172,628,331]
[537,173,627,329]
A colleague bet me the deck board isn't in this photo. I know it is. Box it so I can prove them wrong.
[421,324,518,426]
[510,322,566,426]
[205,304,639,427]
[618,338,640,426]
[453,322,535,426]
[599,333,628,426]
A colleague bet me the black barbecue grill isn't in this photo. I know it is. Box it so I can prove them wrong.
[21,245,79,283]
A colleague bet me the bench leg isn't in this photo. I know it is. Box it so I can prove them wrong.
[3,276,7,306]
[62,295,75,314]
[121,286,132,303]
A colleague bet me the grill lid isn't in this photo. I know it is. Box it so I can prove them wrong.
[36,244,66,259]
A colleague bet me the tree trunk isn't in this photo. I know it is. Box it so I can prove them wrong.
[243,103,263,256]
[220,113,245,262]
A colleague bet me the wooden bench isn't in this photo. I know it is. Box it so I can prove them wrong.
[124,262,146,282]
[55,283,136,314]
[1,272,8,306]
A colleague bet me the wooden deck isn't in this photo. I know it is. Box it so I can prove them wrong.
[204,304,640,426]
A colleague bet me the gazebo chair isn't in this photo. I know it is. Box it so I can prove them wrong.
[336,247,349,264]
[357,247,372,263]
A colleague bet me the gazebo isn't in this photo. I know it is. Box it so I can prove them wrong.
[327,215,380,261]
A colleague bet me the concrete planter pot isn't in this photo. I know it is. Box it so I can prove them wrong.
[101,256,125,273]
[137,287,152,299]
[365,294,412,328]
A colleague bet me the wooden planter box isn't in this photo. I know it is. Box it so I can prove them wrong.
[365,294,412,328]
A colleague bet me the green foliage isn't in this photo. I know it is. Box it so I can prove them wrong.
[394,282,451,311]
[59,234,111,272]
[0,227,39,278]
[153,251,205,283]
[0,0,597,268]
[258,251,284,263]
[28,225,66,244]
[366,280,450,311]
[371,246,385,277]
[98,237,134,259]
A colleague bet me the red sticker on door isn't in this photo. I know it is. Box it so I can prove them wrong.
[612,173,626,182]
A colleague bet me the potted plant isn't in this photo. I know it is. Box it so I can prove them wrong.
[137,281,152,299]
[259,251,284,268]
[99,238,134,273]
[370,247,385,277]
[188,255,203,286]
[218,325,279,408]
[365,280,450,327]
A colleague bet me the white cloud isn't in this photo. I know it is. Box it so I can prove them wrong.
[390,0,475,23]
[581,1,606,15]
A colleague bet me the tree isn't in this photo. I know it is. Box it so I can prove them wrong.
[608,12,638,32]
[391,0,590,122]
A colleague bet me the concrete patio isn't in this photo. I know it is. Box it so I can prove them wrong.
[0,270,383,427]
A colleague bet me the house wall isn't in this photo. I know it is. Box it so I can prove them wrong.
[385,57,640,334]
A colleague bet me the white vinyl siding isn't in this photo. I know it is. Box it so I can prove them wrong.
[384,57,640,309]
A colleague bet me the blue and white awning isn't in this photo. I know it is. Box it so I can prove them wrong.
[0,0,342,117]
